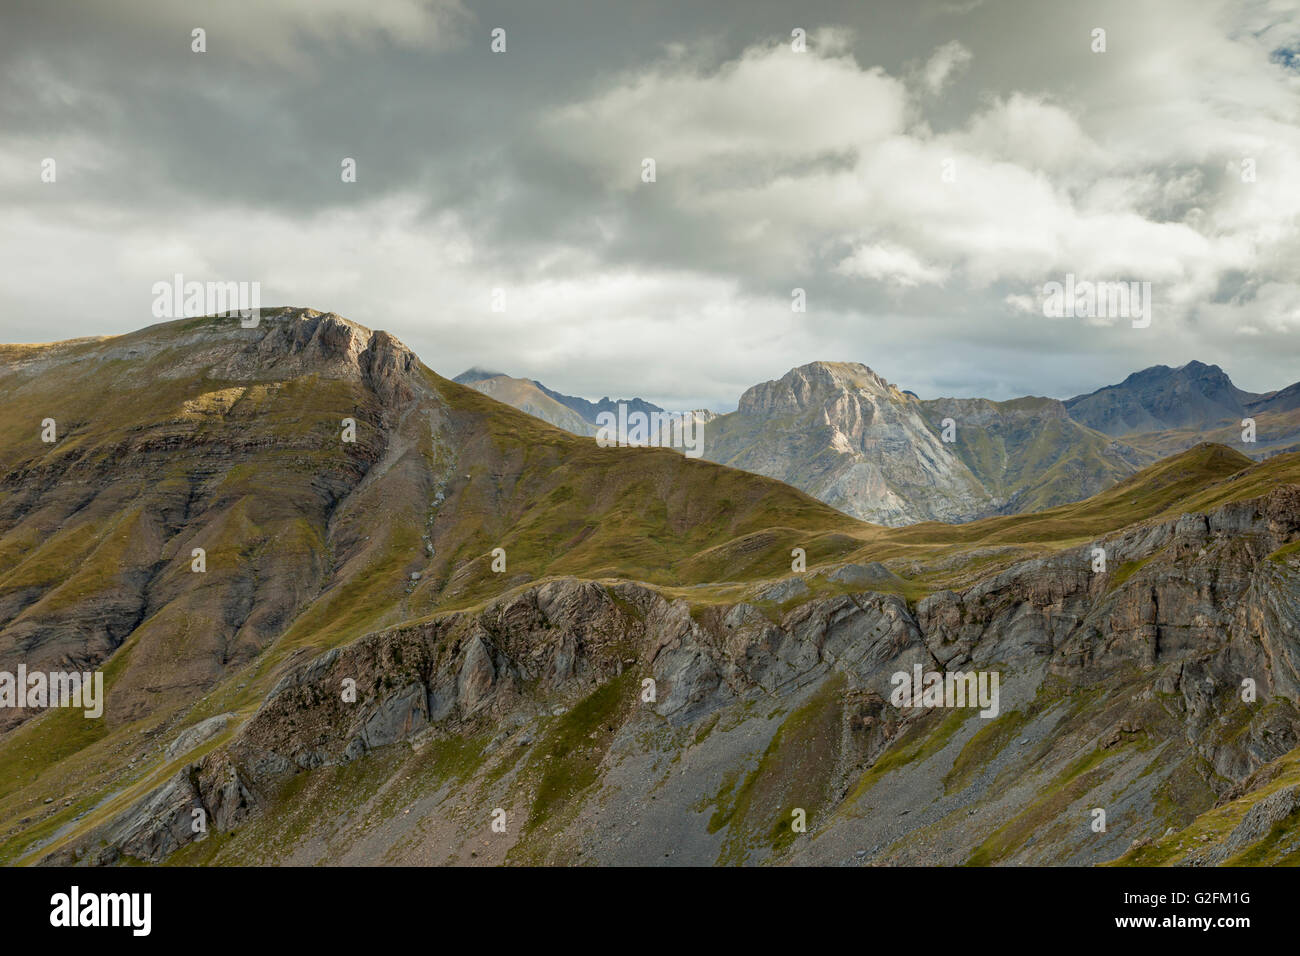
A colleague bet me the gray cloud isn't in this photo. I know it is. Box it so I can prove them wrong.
[2,0,1299,410]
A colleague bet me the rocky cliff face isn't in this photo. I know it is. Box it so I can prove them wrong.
[42,479,1300,867]
[704,362,994,525]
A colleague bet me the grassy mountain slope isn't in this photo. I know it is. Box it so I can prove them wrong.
[919,395,1151,514]
[1,310,1297,869]
[0,308,871,861]
[1122,407,1300,461]
[34,442,1293,869]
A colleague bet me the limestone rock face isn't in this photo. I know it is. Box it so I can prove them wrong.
[164,714,233,761]
[705,362,993,525]
[457,635,496,714]
[52,480,1300,867]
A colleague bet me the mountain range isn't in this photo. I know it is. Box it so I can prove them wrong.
[452,367,674,437]
[458,357,1298,526]
[2,307,1299,869]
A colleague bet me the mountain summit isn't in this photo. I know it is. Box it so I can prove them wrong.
[1064,360,1262,435]
[0,308,854,734]
[701,362,990,524]
[701,361,1143,525]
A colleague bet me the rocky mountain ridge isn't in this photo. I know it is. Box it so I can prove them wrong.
[457,357,1298,527]
[1064,360,1263,436]
[3,309,1298,869]
[39,474,1300,866]
[702,362,993,525]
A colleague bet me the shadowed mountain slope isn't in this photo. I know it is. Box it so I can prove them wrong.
[1064,360,1264,436]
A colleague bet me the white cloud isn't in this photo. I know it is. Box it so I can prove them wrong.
[530,7,1300,374]
[1004,293,1036,314]
[920,40,972,94]
[835,242,948,287]
[959,93,1102,174]
[539,32,907,187]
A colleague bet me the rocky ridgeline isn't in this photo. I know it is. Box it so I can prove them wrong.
[49,484,1300,865]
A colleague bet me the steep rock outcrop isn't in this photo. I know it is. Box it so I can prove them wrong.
[52,483,1300,866]
[704,362,992,525]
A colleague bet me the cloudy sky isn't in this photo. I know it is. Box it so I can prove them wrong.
[3,0,1299,410]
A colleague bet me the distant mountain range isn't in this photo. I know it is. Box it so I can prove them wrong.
[453,367,598,435]
[453,367,715,446]
[1065,360,1300,461]
[452,367,669,437]
[1064,360,1261,435]
[456,358,1300,526]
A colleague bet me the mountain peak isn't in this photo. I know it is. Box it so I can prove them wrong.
[738,361,899,416]
[798,359,888,382]
[453,366,507,384]
[1065,359,1262,436]
[1117,360,1230,388]
[210,308,415,392]
[1176,359,1230,380]
[256,305,378,345]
